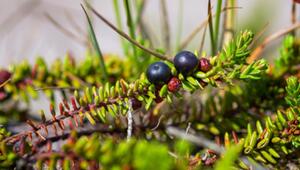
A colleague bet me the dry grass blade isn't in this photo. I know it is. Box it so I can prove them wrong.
[221,0,236,46]
[0,0,40,36]
[208,0,215,55]
[249,22,270,48]
[198,25,207,54]
[84,2,172,62]
[247,22,300,63]
[292,2,296,25]
[291,1,296,36]
[81,5,108,81]
[64,11,86,36]
[160,0,171,54]
[135,0,148,29]
[0,78,11,88]
[179,6,241,51]
[44,13,87,46]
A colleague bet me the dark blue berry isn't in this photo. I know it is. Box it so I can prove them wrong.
[146,61,172,85]
[174,51,199,75]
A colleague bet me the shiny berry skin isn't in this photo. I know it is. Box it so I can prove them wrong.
[174,51,199,75]
[168,77,181,92]
[146,62,172,85]
[199,58,212,72]
[0,69,11,85]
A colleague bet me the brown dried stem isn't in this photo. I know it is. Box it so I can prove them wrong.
[160,0,171,54]
[83,2,172,62]
[179,6,241,51]
[45,13,87,46]
[247,22,300,63]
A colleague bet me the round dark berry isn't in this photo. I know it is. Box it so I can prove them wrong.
[0,69,11,85]
[168,77,181,92]
[199,58,212,72]
[146,61,172,85]
[174,51,199,75]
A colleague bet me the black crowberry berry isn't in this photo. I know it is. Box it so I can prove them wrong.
[146,61,172,85]
[174,51,199,75]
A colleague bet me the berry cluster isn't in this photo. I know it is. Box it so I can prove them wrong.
[146,51,212,93]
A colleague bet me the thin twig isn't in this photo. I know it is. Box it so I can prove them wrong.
[0,78,11,88]
[247,22,300,63]
[34,86,79,91]
[160,0,171,54]
[44,13,87,46]
[185,122,191,134]
[84,2,172,62]
[249,22,269,48]
[127,101,133,141]
[151,115,164,131]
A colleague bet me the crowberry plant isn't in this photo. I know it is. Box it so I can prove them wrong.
[0,1,300,170]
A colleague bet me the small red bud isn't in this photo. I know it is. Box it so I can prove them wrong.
[167,77,181,92]
[199,58,212,73]
[0,69,11,85]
